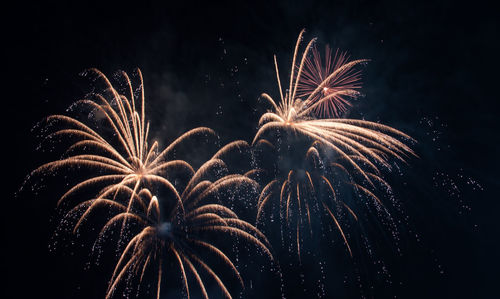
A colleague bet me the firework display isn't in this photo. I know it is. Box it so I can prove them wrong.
[24,30,417,298]
[27,69,272,298]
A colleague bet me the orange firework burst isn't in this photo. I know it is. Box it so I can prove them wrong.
[27,68,214,218]
[253,29,416,257]
[64,150,272,299]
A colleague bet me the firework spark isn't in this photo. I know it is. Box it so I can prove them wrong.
[253,29,416,257]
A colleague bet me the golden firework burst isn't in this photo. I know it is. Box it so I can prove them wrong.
[65,144,272,299]
[253,29,416,257]
[28,69,214,219]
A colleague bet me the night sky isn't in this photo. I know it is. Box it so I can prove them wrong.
[5,1,499,298]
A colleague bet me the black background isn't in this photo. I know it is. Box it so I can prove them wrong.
[5,1,499,298]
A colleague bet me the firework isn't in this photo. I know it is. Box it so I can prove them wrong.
[65,147,272,299]
[27,69,214,221]
[296,44,364,118]
[253,29,416,257]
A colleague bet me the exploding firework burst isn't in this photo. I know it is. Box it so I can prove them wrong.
[296,44,364,118]
[62,147,272,299]
[253,29,416,257]
[26,68,214,217]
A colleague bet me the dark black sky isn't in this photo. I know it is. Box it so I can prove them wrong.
[5,1,499,298]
